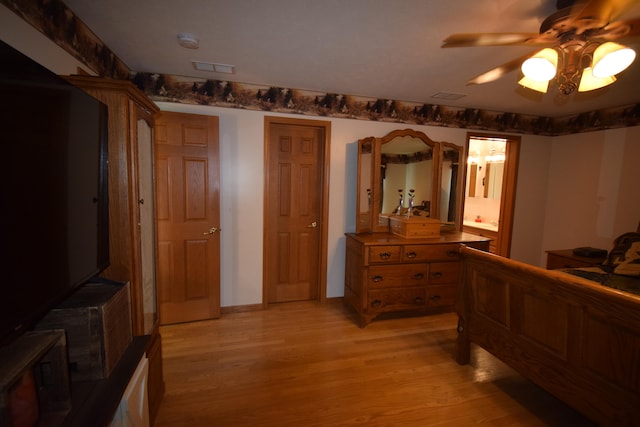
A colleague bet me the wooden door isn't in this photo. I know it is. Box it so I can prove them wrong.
[265,117,330,304]
[154,111,221,324]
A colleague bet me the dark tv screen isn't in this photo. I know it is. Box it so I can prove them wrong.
[0,40,109,347]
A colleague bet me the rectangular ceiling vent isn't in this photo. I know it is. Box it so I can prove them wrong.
[192,61,235,74]
[431,91,466,101]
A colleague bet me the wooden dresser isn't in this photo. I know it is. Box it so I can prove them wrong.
[345,232,491,327]
[545,249,607,269]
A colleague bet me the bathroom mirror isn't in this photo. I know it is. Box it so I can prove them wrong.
[356,129,463,233]
[485,162,504,200]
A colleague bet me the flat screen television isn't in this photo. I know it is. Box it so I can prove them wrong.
[0,40,110,348]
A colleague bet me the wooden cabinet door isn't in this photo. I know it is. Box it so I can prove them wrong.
[155,112,221,324]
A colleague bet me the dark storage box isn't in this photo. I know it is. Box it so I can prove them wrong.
[36,282,132,382]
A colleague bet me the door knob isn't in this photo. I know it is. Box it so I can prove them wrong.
[307,221,317,228]
[203,226,221,235]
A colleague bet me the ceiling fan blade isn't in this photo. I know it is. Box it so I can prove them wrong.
[442,33,542,48]
[466,52,537,85]
[592,16,640,40]
[569,0,640,34]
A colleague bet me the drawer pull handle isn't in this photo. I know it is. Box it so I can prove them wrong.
[414,297,423,303]
[430,295,441,301]
[372,275,383,283]
[406,251,417,259]
[371,299,382,308]
[432,272,442,279]
[446,250,458,257]
[379,252,391,259]
[414,273,425,280]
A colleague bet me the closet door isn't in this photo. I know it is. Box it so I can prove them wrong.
[155,111,221,325]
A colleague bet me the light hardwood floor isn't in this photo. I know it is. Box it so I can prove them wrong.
[154,300,594,426]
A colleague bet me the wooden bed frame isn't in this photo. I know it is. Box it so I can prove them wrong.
[456,246,640,426]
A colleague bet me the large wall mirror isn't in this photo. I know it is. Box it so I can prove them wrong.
[356,129,463,233]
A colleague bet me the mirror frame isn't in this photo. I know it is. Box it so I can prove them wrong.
[439,141,464,230]
[356,136,375,233]
[355,129,464,234]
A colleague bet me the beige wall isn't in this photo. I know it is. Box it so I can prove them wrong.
[155,101,559,306]
[4,5,639,307]
[542,127,640,259]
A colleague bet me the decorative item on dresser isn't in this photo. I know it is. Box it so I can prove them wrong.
[346,128,491,327]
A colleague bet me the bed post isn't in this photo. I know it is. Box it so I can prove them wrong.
[455,246,471,365]
[455,316,470,364]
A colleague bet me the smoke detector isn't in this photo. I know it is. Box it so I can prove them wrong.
[177,33,199,49]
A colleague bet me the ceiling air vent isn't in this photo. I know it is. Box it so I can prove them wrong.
[192,61,235,74]
[431,92,466,100]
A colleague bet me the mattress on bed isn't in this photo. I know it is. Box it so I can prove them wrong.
[561,266,640,296]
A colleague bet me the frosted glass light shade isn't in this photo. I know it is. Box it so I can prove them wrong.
[578,67,616,92]
[521,48,558,82]
[592,42,636,78]
[518,75,549,93]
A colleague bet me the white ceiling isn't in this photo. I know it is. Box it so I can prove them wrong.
[63,0,640,118]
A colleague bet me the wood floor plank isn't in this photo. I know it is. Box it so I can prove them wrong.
[154,300,594,426]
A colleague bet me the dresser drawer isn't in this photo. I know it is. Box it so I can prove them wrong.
[404,244,460,262]
[368,264,428,288]
[368,245,402,264]
[426,285,456,308]
[428,262,459,284]
[368,287,426,313]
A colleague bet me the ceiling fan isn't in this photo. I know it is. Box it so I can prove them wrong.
[442,0,640,95]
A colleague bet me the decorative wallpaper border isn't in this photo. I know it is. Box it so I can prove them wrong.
[131,72,640,136]
[5,0,640,135]
[2,0,129,79]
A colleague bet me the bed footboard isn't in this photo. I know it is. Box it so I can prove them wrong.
[456,246,640,426]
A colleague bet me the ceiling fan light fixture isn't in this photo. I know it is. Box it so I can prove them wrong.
[592,42,636,78]
[578,67,617,92]
[521,48,558,82]
[518,75,549,93]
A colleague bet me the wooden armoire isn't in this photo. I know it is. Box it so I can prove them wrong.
[65,76,164,424]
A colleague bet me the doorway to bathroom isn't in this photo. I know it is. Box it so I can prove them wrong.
[463,132,520,257]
